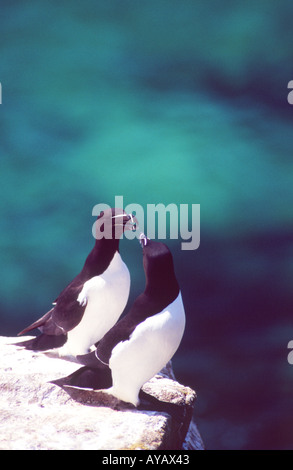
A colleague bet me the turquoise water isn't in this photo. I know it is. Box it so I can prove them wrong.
[1,0,293,449]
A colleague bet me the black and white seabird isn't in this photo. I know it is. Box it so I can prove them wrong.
[17,208,137,356]
[52,233,186,409]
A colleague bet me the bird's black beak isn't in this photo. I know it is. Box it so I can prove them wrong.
[111,212,138,232]
[124,213,139,232]
[139,232,149,247]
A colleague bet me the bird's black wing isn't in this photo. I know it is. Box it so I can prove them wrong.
[18,282,86,338]
[49,282,87,333]
[17,308,55,336]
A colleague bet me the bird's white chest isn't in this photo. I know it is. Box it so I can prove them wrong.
[62,252,130,356]
[108,292,186,405]
[78,252,129,305]
[120,292,186,358]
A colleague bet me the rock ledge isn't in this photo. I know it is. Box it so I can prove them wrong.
[0,336,204,450]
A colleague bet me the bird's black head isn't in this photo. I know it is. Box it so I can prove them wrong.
[95,208,138,241]
[139,234,179,298]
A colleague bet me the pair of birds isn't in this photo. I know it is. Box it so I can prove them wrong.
[17,208,186,410]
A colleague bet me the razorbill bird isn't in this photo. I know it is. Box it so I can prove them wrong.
[16,208,137,356]
[52,233,186,410]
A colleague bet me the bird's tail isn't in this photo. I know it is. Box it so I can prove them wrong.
[14,333,67,351]
[17,308,54,336]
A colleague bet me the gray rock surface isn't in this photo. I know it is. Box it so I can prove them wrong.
[0,336,204,450]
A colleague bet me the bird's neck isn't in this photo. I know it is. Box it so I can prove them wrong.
[145,276,179,304]
[82,238,120,278]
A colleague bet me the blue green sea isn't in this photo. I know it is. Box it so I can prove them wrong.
[1,0,293,450]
